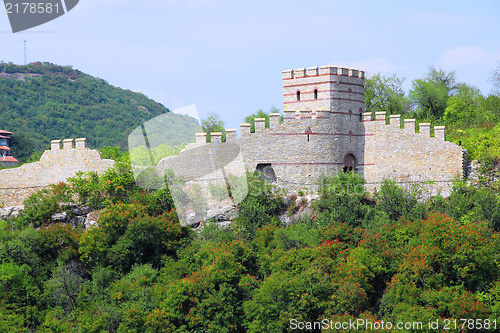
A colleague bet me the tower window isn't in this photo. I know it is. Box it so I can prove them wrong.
[314,89,318,99]
[296,91,301,101]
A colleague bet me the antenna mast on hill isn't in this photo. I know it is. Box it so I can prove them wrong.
[24,40,26,65]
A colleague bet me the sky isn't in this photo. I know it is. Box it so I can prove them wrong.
[1,0,500,132]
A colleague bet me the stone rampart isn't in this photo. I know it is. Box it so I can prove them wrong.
[362,112,463,195]
[0,138,115,206]
[185,64,464,196]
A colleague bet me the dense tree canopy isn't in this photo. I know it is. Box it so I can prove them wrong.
[366,63,500,162]
[0,165,499,332]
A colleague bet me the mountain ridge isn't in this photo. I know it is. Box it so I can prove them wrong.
[0,61,200,163]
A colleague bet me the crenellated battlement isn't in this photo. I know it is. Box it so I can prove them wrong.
[51,138,88,150]
[362,111,447,141]
[282,66,365,80]
[0,138,114,206]
[196,109,449,145]
[282,65,365,114]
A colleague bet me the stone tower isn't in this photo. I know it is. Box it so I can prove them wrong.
[282,66,367,174]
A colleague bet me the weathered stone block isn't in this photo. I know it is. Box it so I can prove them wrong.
[63,138,74,149]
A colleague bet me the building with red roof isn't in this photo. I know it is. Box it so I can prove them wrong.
[0,130,18,167]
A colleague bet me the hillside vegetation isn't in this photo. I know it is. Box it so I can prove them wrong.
[0,62,200,163]
[0,165,499,332]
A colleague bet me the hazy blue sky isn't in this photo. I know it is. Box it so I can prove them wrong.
[1,0,500,130]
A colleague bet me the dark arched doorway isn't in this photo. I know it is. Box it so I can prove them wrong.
[256,163,277,181]
[343,153,356,173]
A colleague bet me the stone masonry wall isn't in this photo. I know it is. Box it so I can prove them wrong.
[0,138,115,206]
[362,112,463,196]
[184,65,464,196]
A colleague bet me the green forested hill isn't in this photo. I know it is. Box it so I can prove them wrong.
[0,62,200,162]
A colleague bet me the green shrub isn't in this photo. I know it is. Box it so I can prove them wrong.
[14,183,73,229]
[129,189,174,216]
[314,172,376,227]
[107,211,188,272]
[375,179,427,222]
[445,181,500,230]
[68,164,139,210]
[272,223,321,250]
[198,218,236,244]
[233,172,285,239]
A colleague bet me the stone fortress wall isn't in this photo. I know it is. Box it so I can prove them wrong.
[194,65,464,195]
[0,65,465,207]
[362,112,464,194]
[0,138,115,206]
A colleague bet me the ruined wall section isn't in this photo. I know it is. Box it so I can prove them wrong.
[362,112,463,195]
[0,138,115,206]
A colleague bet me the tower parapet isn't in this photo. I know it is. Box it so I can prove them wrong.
[282,65,365,117]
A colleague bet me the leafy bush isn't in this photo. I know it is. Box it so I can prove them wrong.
[197,218,236,244]
[233,172,285,239]
[108,212,187,272]
[14,183,73,229]
[375,179,427,222]
[68,164,139,209]
[314,172,376,227]
[445,181,500,230]
[129,189,174,216]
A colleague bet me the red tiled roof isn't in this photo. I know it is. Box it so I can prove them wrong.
[0,146,10,150]
[0,135,11,139]
[2,156,18,162]
[0,130,13,135]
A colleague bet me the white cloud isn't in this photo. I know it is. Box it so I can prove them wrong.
[436,46,500,69]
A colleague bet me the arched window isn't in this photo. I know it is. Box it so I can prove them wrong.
[343,153,356,173]
[314,89,318,99]
[296,91,301,101]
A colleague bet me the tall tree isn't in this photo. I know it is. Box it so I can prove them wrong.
[201,112,225,142]
[409,67,459,119]
[443,83,481,127]
[364,73,409,115]
[244,106,280,132]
